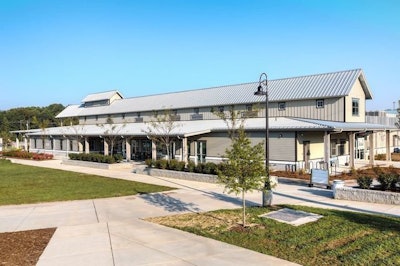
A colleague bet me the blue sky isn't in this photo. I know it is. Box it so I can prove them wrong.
[1,0,399,111]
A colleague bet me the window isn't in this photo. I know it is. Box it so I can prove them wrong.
[173,109,178,115]
[316,99,324,108]
[122,113,126,119]
[137,112,141,118]
[245,104,252,111]
[194,108,199,114]
[278,102,286,111]
[95,115,98,121]
[352,98,359,116]
[331,140,337,156]
[218,106,224,113]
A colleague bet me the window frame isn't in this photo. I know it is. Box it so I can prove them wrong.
[278,102,286,111]
[316,99,324,109]
[352,98,360,116]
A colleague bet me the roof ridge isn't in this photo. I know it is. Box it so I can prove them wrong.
[270,68,362,83]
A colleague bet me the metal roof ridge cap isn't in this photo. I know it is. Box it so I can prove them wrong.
[291,117,334,129]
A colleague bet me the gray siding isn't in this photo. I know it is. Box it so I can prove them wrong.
[269,132,296,161]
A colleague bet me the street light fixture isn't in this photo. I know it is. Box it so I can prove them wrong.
[254,73,271,207]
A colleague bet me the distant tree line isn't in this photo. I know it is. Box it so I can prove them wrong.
[0,104,76,145]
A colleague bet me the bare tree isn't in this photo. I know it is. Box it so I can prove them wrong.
[97,117,126,156]
[142,109,181,160]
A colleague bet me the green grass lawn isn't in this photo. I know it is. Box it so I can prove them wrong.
[0,159,173,205]
[149,205,400,266]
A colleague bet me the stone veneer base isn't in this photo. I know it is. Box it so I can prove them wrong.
[139,168,218,183]
[334,187,400,205]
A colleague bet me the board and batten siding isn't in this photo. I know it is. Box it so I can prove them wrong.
[267,97,345,122]
[269,132,296,161]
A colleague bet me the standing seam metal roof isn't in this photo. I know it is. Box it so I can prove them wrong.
[56,69,372,118]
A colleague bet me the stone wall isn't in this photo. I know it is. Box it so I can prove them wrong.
[140,168,218,183]
[334,187,400,205]
[62,159,133,170]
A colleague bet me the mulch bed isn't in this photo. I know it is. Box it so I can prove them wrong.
[0,228,56,266]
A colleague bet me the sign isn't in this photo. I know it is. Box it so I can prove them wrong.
[310,168,329,188]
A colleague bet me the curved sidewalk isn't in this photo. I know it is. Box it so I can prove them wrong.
[2,159,399,265]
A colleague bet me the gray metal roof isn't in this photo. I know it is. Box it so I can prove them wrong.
[81,90,123,103]
[27,117,393,138]
[56,69,372,118]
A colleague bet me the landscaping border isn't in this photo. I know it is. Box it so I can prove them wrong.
[140,168,218,183]
[62,159,133,170]
[334,187,400,205]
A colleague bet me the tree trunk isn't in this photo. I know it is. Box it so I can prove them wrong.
[242,190,246,227]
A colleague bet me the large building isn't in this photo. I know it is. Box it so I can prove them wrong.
[23,69,399,171]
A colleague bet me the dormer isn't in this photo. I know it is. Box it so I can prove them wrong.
[82,90,123,108]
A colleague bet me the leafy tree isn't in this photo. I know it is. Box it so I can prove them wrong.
[217,126,269,227]
[0,116,12,148]
[142,109,180,160]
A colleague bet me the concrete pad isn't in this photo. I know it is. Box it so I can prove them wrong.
[38,223,112,265]
[37,251,113,266]
[259,208,323,226]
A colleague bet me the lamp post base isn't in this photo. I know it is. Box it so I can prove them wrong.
[262,189,273,207]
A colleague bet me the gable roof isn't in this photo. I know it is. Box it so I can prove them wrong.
[81,90,123,103]
[56,69,372,118]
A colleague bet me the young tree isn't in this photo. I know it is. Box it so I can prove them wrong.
[142,109,180,160]
[217,126,269,227]
[212,105,246,140]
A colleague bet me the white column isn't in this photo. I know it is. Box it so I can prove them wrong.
[16,138,20,149]
[386,130,391,161]
[349,132,355,168]
[151,140,157,160]
[182,137,188,164]
[24,137,28,151]
[323,131,330,171]
[194,141,198,165]
[125,138,131,162]
[85,138,90,154]
[104,140,109,156]
[369,132,374,166]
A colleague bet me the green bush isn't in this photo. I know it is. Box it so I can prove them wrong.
[357,176,373,189]
[113,154,123,162]
[186,161,196,172]
[145,158,153,167]
[168,159,179,170]
[377,173,398,191]
[68,153,118,164]
[194,162,204,173]
[203,162,217,175]
[154,159,168,169]
[175,161,186,171]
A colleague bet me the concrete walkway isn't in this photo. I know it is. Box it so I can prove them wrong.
[1,159,400,265]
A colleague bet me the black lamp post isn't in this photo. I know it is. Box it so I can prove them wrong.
[254,73,270,207]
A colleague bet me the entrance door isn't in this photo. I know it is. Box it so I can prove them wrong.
[303,141,310,170]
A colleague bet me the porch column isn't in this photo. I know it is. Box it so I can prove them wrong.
[78,140,83,152]
[16,138,20,149]
[193,141,198,165]
[323,131,330,171]
[84,138,90,154]
[151,140,157,160]
[349,132,355,168]
[24,137,28,151]
[125,138,131,162]
[369,132,374,166]
[386,130,391,161]
[104,140,109,156]
[182,137,188,164]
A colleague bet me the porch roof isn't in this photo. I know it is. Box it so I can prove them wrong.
[25,117,395,138]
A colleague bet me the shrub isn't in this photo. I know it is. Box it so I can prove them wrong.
[375,154,386,160]
[145,158,153,167]
[357,176,373,189]
[69,152,117,164]
[154,159,168,169]
[186,161,196,172]
[113,154,123,163]
[168,159,179,170]
[194,162,204,173]
[203,162,217,175]
[175,161,186,171]
[377,173,398,191]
